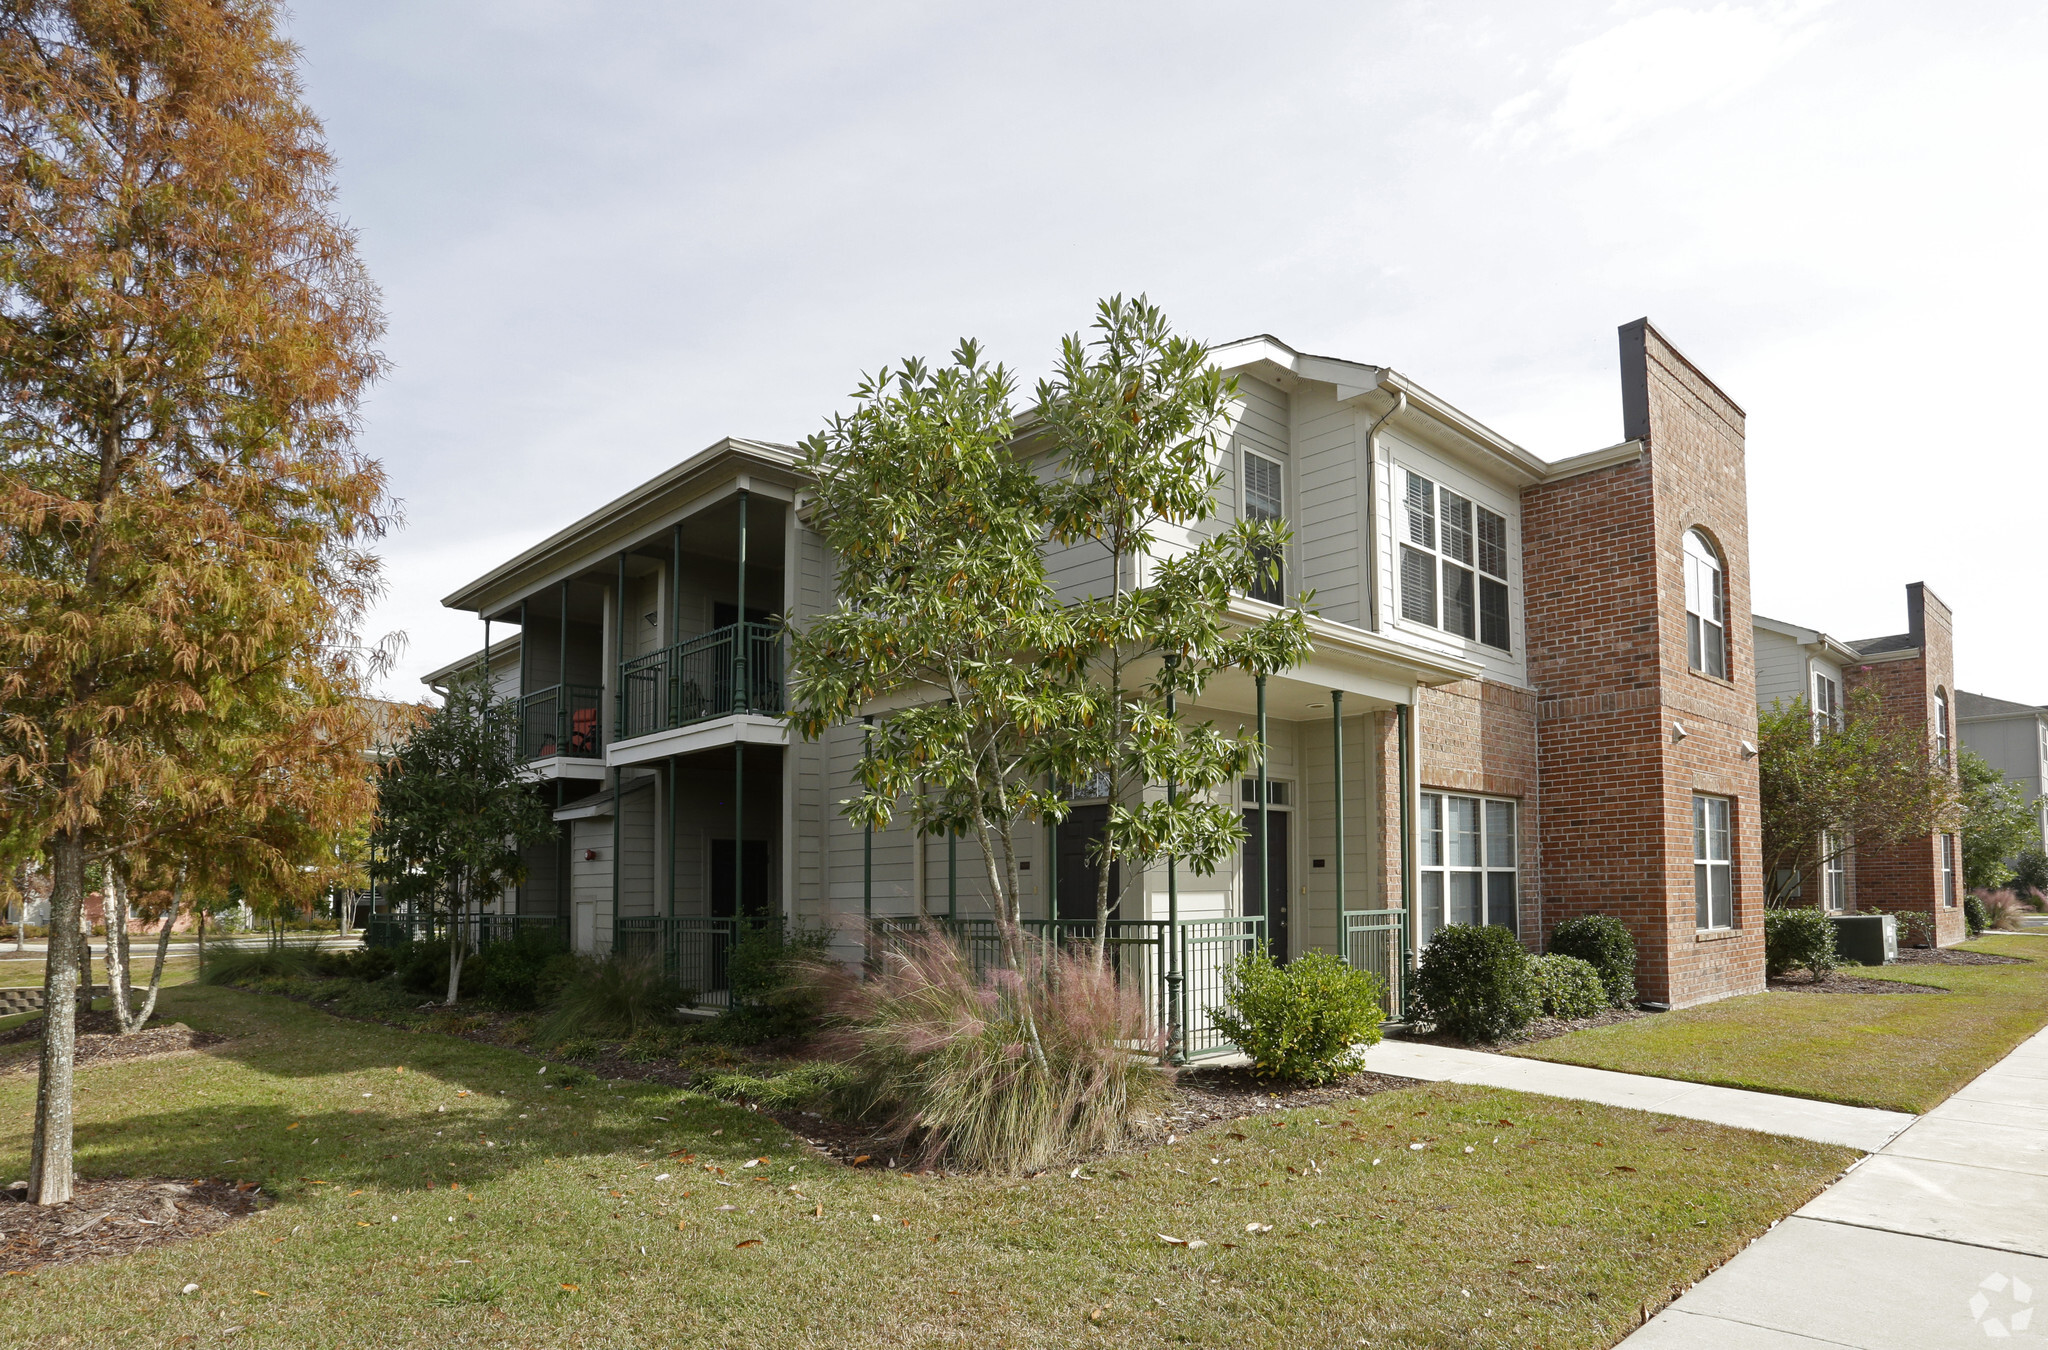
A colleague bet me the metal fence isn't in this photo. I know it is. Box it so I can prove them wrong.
[613,914,781,1009]
[868,915,1267,1061]
[616,622,783,742]
[363,911,570,951]
[1339,907,1410,1020]
[520,683,604,761]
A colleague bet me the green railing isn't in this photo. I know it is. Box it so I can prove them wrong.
[869,915,1266,1061]
[520,682,604,761]
[363,911,570,951]
[1339,907,1409,1020]
[616,621,782,742]
[614,914,780,1009]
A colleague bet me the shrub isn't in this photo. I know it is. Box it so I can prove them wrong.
[1965,893,1990,936]
[538,953,688,1045]
[313,945,399,982]
[470,929,575,1011]
[697,1061,855,1110]
[823,929,1171,1174]
[1764,906,1837,980]
[397,938,454,995]
[1412,925,1539,1043]
[1209,948,1384,1084]
[2013,849,2048,897]
[1547,914,1637,1006]
[329,979,426,1022]
[704,923,833,1044]
[1860,906,1936,948]
[1530,953,1606,1020]
[198,944,317,986]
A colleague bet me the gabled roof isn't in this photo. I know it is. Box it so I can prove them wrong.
[1751,614,1864,666]
[1957,690,2048,721]
[419,634,520,690]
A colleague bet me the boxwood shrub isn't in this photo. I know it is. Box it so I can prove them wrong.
[1211,948,1385,1084]
[1412,924,1539,1043]
[1547,913,1637,1006]
[1764,906,1838,981]
[1530,953,1606,1019]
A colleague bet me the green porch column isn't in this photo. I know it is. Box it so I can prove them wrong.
[734,489,750,715]
[1165,676,1182,1065]
[946,828,957,922]
[1255,672,1269,951]
[559,580,570,752]
[860,716,874,964]
[1332,689,1345,944]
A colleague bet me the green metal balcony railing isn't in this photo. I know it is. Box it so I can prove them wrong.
[616,621,782,742]
[520,682,604,761]
[364,911,569,951]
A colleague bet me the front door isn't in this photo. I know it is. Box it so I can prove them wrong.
[1055,804,1121,927]
[710,839,772,918]
[1242,809,1290,959]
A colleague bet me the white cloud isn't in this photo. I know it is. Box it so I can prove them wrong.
[1485,2,1832,152]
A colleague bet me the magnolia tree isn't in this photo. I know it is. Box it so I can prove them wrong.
[0,0,389,1204]
[788,299,1311,975]
[1035,297,1311,960]
[1758,687,1961,906]
[370,680,555,1005]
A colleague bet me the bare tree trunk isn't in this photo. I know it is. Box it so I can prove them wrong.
[445,881,466,1006]
[105,864,135,1032]
[197,905,207,968]
[29,830,86,1205]
[128,877,181,1032]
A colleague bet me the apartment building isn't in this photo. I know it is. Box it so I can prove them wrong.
[1752,584,1966,945]
[420,317,1767,1021]
[1957,691,2048,852]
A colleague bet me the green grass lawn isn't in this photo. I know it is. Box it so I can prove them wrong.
[1512,934,2048,1113]
[0,986,1854,1349]
[0,950,202,989]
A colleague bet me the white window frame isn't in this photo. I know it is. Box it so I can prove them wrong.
[1942,833,1957,907]
[1683,530,1727,679]
[1397,467,1511,653]
[1693,793,1734,930]
[1822,833,1847,912]
[1934,690,1950,766]
[1417,792,1518,944]
[1812,672,1840,740]
[1242,451,1284,605]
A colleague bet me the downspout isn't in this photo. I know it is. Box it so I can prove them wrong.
[1363,387,1407,633]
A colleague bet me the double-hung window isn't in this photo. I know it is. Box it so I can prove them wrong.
[1418,793,1517,943]
[1684,530,1727,679]
[1693,794,1733,929]
[1812,673,1839,738]
[1942,834,1957,907]
[1244,451,1284,604]
[1822,833,1847,911]
[1935,691,1950,767]
[1399,469,1511,651]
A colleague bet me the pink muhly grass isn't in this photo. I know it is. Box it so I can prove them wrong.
[817,925,1171,1174]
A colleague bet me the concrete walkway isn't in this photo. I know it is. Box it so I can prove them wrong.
[1368,1039,1913,1152]
[1621,1023,2048,1348]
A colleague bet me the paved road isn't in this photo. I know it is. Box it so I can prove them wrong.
[1622,1023,2048,1347]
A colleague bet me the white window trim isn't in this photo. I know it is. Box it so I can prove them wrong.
[1394,463,1514,654]
[1417,791,1518,944]
[1683,530,1727,680]
[1693,793,1735,930]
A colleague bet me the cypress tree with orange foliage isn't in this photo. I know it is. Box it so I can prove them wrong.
[0,0,389,1204]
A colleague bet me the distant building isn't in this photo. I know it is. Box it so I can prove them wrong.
[1957,690,2048,851]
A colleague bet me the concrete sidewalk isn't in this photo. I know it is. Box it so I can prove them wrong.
[1367,1039,1913,1152]
[1622,1023,2048,1348]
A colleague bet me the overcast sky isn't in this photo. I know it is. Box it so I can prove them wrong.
[285,0,2048,702]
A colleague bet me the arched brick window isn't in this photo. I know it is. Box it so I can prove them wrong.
[1683,529,1727,679]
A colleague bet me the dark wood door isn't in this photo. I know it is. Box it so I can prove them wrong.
[710,839,771,918]
[1241,809,1289,959]
[1055,804,1120,926]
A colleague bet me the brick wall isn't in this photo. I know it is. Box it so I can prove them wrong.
[1843,586,1966,945]
[1518,320,1765,1007]
[1415,679,1541,940]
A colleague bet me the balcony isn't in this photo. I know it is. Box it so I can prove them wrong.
[617,621,783,743]
[521,682,604,761]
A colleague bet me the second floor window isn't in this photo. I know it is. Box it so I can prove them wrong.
[1812,673,1840,739]
[1683,529,1727,679]
[1935,690,1950,766]
[1244,451,1283,605]
[1399,469,1510,652]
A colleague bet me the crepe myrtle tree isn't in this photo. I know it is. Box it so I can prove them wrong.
[1035,296,1313,963]
[1758,687,1962,906]
[370,679,554,1005]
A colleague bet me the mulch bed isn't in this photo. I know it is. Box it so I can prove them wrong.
[0,1011,227,1075]
[1895,946,2030,966]
[1767,974,1940,995]
[0,1177,265,1274]
[1390,1003,1651,1052]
